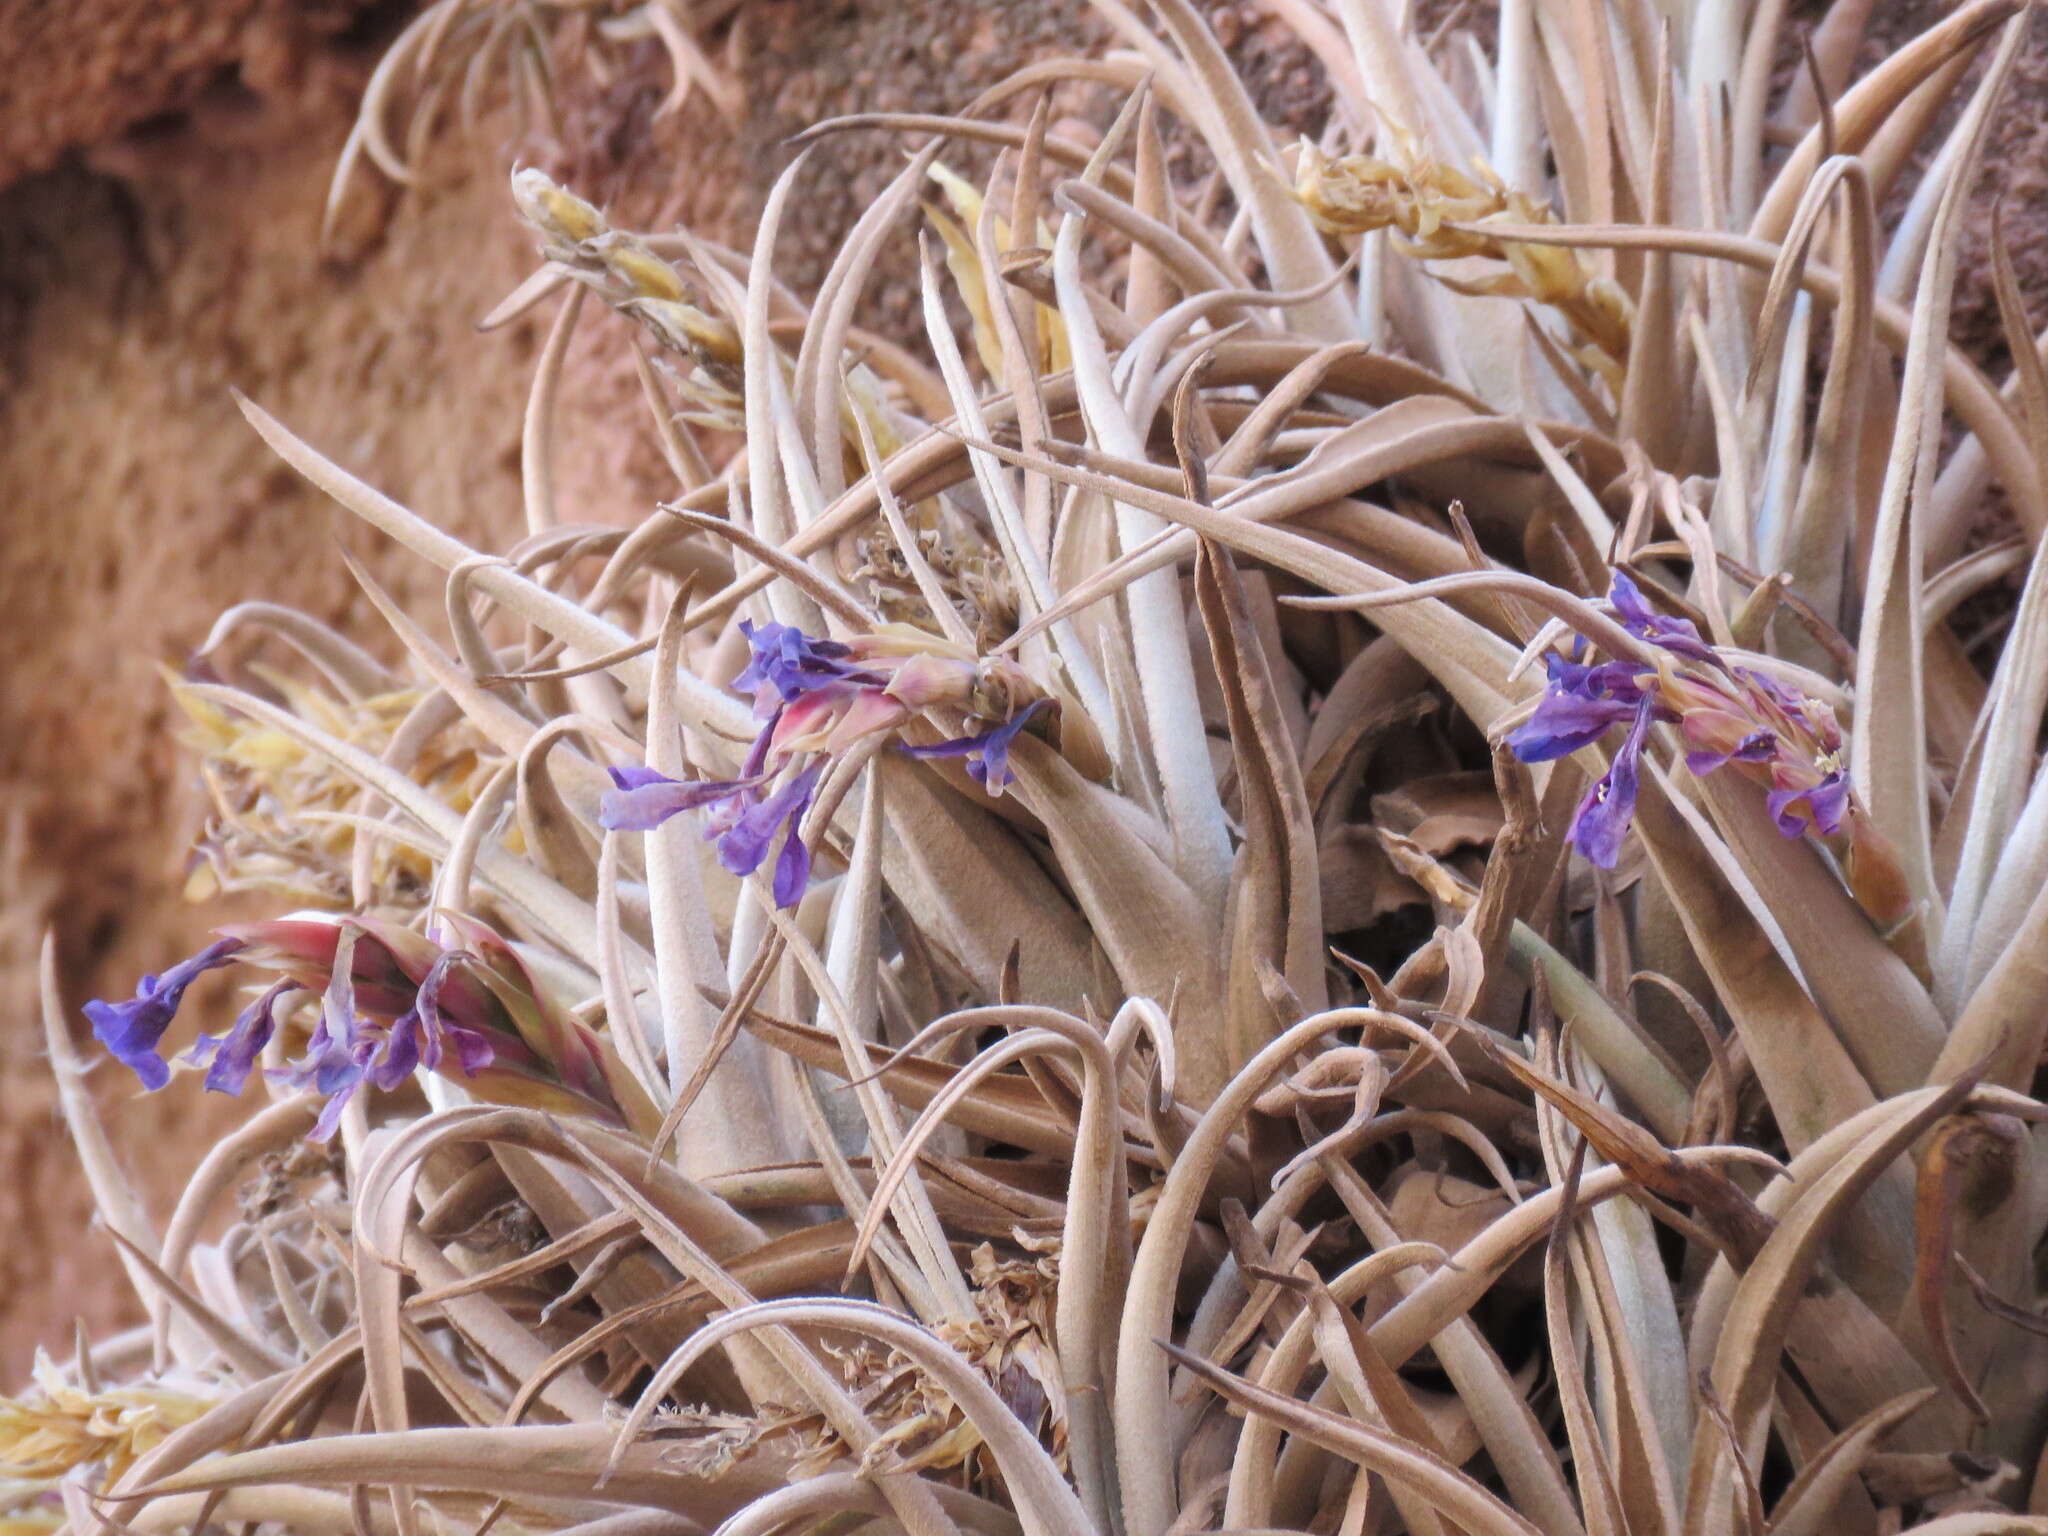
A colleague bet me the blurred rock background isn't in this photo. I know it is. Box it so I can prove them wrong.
[0,0,2042,1377]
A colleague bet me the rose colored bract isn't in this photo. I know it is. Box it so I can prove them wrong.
[84,913,652,1139]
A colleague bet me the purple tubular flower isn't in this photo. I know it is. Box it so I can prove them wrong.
[601,751,823,907]
[366,1010,418,1093]
[733,620,878,715]
[966,701,1048,790]
[273,1008,367,1142]
[1684,731,1777,777]
[1508,690,1642,763]
[423,962,496,1079]
[772,810,815,908]
[1569,700,1655,868]
[85,938,246,1091]
[1734,665,1803,713]
[278,924,373,1139]
[900,699,1051,793]
[1609,571,1716,664]
[715,764,821,906]
[1768,772,1851,838]
[1546,653,1650,698]
[600,765,758,832]
[184,979,297,1095]
[1506,655,1651,763]
[371,951,495,1091]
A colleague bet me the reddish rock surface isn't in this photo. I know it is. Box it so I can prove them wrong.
[1,0,2044,1378]
[0,4,638,1378]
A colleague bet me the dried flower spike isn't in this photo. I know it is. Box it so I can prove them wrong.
[0,1354,209,1487]
[1293,137,1633,379]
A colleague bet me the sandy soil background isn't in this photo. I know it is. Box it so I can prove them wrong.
[1,0,2042,1379]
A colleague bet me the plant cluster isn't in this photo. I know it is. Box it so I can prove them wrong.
[15,1,2048,1534]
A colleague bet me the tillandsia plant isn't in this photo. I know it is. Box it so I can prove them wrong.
[30,1,2048,1534]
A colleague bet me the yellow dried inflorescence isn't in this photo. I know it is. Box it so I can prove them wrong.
[1294,138,1633,388]
[173,672,500,908]
[512,168,745,425]
[0,1356,211,1494]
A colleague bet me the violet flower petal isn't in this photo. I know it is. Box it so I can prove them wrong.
[1684,730,1778,777]
[899,734,982,759]
[772,814,814,907]
[1543,652,1651,701]
[900,699,1051,794]
[1806,772,1851,836]
[715,763,821,886]
[448,1022,497,1077]
[1507,651,1657,764]
[966,699,1049,791]
[734,620,875,714]
[1763,785,1806,836]
[1569,700,1654,868]
[1768,771,1851,838]
[1508,690,1642,763]
[274,1010,363,1097]
[86,938,246,1091]
[307,1075,363,1142]
[367,1012,421,1092]
[412,951,494,1078]
[1734,665,1805,714]
[606,764,672,792]
[271,997,371,1139]
[185,979,296,1096]
[274,920,371,1107]
[741,716,776,778]
[600,766,757,832]
[1609,571,1716,663]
